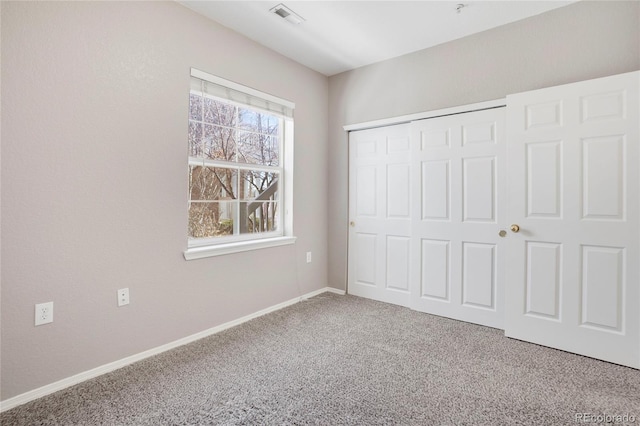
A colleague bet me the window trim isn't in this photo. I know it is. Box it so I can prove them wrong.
[184,236,297,260]
[184,68,295,260]
[190,68,295,113]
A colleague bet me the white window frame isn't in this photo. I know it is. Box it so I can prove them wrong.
[184,69,295,260]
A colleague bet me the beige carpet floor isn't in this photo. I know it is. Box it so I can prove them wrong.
[2,292,639,425]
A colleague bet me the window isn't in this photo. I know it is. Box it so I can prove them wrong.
[184,69,295,260]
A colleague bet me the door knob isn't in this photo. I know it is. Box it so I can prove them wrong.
[350,221,355,227]
[510,224,520,233]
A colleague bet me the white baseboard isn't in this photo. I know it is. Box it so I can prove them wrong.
[0,287,345,413]
[305,286,345,298]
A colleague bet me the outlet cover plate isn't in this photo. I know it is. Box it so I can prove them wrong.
[117,288,130,307]
[35,302,54,326]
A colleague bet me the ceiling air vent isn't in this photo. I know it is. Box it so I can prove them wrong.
[270,3,305,25]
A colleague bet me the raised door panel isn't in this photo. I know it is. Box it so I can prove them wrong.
[526,141,562,218]
[582,136,625,220]
[420,128,450,150]
[581,91,625,122]
[463,157,496,223]
[356,139,377,157]
[355,233,376,286]
[420,239,450,300]
[421,160,450,221]
[356,166,377,217]
[462,121,496,146]
[526,101,563,129]
[387,136,410,153]
[462,242,496,310]
[387,236,410,292]
[387,164,410,219]
[525,242,562,320]
[581,245,624,332]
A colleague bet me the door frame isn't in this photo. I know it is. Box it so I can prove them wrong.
[344,99,507,133]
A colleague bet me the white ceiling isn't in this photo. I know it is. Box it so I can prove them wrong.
[179,1,574,76]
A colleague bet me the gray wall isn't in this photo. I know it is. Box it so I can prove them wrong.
[1,1,328,400]
[327,0,640,290]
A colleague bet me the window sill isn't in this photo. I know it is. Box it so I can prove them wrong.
[183,236,297,260]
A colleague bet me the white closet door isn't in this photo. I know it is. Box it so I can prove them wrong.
[505,71,639,368]
[410,108,506,329]
[348,123,412,307]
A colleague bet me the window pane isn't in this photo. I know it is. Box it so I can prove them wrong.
[204,98,236,126]
[189,93,203,120]
[188,202,237,238]
[238,108,279,134]
[239,170,279,200]
[240,201,279,234]
[189,166,238,201]
[237,131,279,166]
[188,120,203,157]
[204,124,236,162]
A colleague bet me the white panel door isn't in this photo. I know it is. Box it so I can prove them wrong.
[505,71,639,368]
[410,108,506,329]
[348,124,412,307]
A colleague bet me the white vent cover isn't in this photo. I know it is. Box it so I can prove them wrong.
[269,3,305,25]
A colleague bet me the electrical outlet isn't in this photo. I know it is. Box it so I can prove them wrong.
[35,302,53,326]
[117,288,130,307]
[306,251,312,263]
